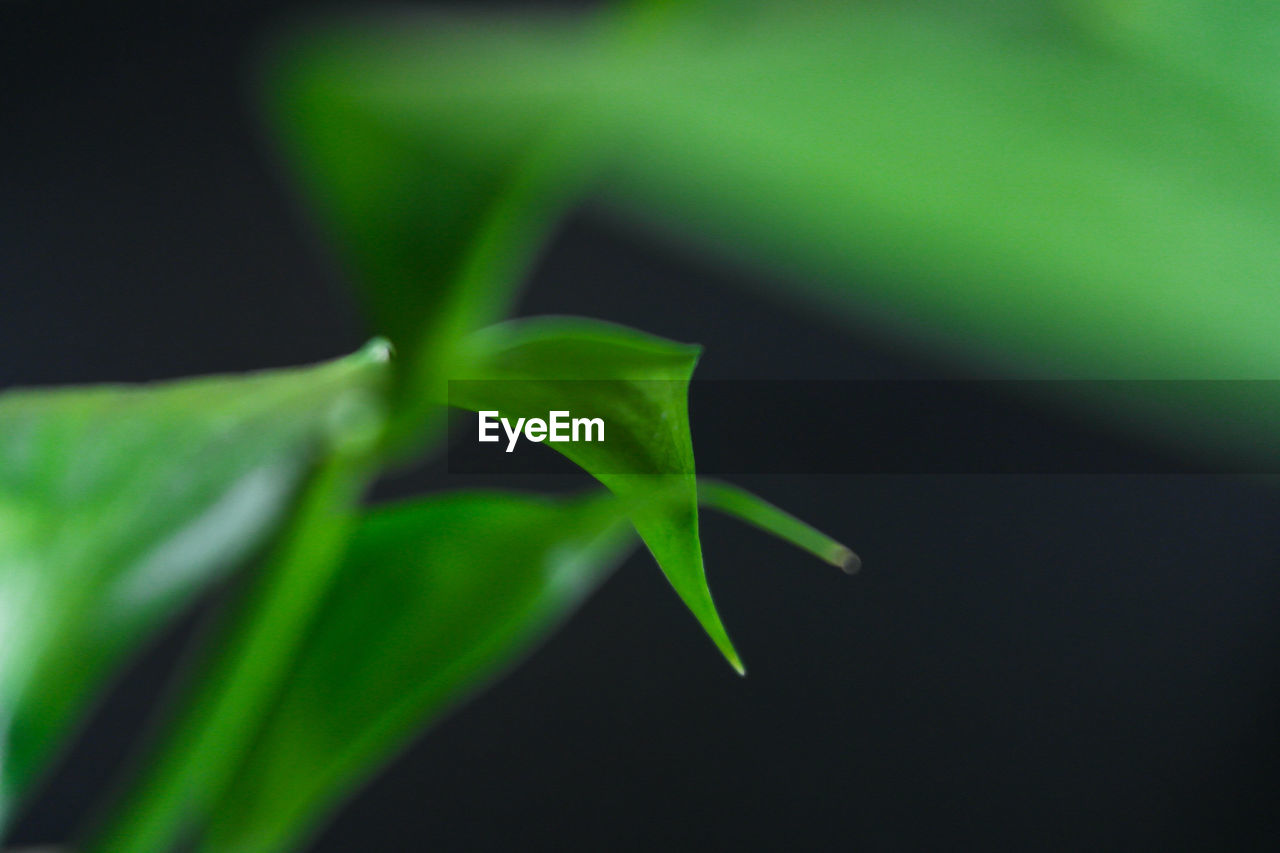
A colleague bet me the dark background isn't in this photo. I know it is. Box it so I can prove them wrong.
[4,2,1280,850]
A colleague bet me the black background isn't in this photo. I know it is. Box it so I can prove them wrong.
[4,2,1280,850]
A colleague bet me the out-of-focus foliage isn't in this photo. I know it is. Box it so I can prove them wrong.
[0,0,864,845]
[0,343,389,833]
[269,1,1280,398]
[191,481,851,853]
[19,0,1276,849]
[198,490,635,853]
[601,1,1280,386]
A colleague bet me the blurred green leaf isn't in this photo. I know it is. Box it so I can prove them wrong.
[88,446,380,853]
[196,489,635,853]
[178,480,848,853]
[0,342,389,833]
[450,317,744,673]
[599,2,1280,384]
[268,2,1280,449]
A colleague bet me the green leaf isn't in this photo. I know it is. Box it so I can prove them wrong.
[195,489,635,853]
[269,2,1280,452]
[450,316,744,674]
[0,341,390,834]
[598,2,1280,384]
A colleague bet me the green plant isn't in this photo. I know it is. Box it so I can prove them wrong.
[0,216,857,853]
[0,9,856,851]
[0,223,852,852]
[5,0,1279,849]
